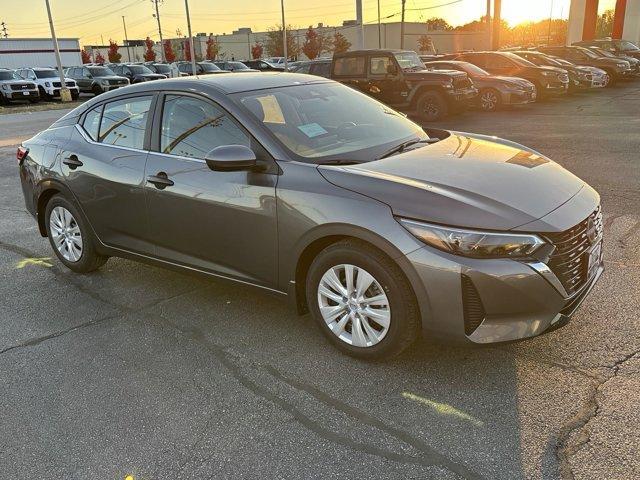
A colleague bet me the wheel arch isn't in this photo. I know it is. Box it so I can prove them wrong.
[35,180,78,237]
[408,84,447,108]
[289,225,428,328]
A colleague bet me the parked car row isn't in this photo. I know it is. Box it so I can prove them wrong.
[286,41,639,120]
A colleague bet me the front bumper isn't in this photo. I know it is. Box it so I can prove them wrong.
[447,87,478,104]
[45,86,80,97]
[405,244,604,345]
[544,80,569,94]
[3,90,39,99]
[504,89,537,105]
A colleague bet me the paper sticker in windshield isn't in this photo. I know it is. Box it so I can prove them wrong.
[298,123,328,138]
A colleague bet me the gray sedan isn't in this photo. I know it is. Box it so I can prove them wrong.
[17,73,603,359]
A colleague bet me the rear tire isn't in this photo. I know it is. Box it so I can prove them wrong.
[306,239,420,360]
[415,91,448,122]
[44,194,108,273]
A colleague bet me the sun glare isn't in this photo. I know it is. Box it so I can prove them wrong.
[499,0,571,27]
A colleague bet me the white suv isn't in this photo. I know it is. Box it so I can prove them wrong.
[0,68,39,104]
[15,67,79,100]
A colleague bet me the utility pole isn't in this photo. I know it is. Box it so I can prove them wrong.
[486,0,491,49]
[280,0,288,70]
[122,16,131,62]
[355,0,364,49]
[152,0,165,62]
[1,22,8,38]
[547,0,554,45]
[400,0,406,49]
[377,0,381,48]
[247,31,251,60]
[184,0,197,75]
[492,0,501,50]
[44,0,71,102]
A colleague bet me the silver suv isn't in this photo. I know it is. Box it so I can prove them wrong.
[15,67,79,100]
[0,68,39,104]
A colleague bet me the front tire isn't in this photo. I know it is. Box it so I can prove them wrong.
[306,239,420,360]
[44,194,108,273]
[92,84,103,96]
[415,91,448,122]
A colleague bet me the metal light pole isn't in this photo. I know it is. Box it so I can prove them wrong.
[184,0,197,75]
[547,0,554,45]
[153,0,165,62]
[44,0,71,102]
[281,0,288,70]
[486,0,492,49]
[122,16,131,62]
[355,0,364,49]
[377,0,381,48]
[400,0,406,49]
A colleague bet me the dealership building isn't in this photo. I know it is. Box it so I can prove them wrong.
[0,38,81,69]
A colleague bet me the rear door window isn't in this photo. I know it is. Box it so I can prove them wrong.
[99,96,152,149]
[370,56,391,75]
[332,56,365,77]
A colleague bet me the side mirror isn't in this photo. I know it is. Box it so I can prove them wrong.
[205,145,257,171]
[386,64,398,75]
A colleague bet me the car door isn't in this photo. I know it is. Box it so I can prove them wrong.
[367,54,404,106]
[78,67,91,91]
[60,94,155,254]
[485,54,518,76]
[143,93,278,287]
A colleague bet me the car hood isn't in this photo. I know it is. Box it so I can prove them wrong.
[408,69,467,80]
[487,75,534,87]
[95,75,128,81]
[136,73,166,80]
[0,79,36,87]
[318,132,585,232]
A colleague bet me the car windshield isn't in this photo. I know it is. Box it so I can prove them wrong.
[394,52,425,70]
[229,62,250,70]
[458,62,489,76]
[578,47,599,58]
[618,40,639,52]
[234,82,429,162]
[0,71,19,80]
[152,64,171,73]
[34,70,58,78]
[128,65,153,74]
[595,49,615,57]
[89,67,115,76]
[199,63,222,72]
[502,52,536,67]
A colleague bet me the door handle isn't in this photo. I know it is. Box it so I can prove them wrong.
[63,155,83,170]
[147,172,174,190]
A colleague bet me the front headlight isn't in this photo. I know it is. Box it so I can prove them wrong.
[541,71,556,77]
[1,84,9,91]
[45,82,51,87]
[442,82,453,89]
[398,219,546,258]
[100,79,110,85]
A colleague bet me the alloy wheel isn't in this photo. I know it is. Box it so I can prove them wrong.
[49,206,83,262]
[481,91,498,111]
[317,264,391,348]
[422,102,439,119]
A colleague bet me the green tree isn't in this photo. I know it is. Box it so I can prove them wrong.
[596,9,614,38]
[425,17,452,31]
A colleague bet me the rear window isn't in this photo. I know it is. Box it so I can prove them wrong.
[332,57,365,76]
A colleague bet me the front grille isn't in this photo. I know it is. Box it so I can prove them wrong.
[545,206,603,296]
[461,275,485,335]
[65,81,75,87]
[10,83,31,90]
[453,76,472,89]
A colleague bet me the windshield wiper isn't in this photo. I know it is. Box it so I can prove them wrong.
[317,159,360,166]
[378,138,439,159]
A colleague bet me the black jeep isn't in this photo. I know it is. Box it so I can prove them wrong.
[330,49,477,122]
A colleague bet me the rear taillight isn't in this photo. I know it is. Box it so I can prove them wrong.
[17,146,28,164]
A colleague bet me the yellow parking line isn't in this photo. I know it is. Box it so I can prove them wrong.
[15,257,53,269]
[402,391,484,427]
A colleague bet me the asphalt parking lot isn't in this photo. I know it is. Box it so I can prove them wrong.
[0,84,639,480]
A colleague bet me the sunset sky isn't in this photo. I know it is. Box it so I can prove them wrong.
[6,0,616,46]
